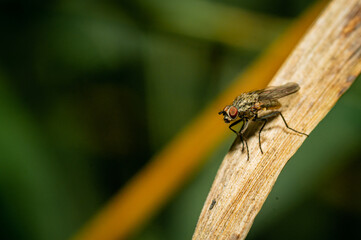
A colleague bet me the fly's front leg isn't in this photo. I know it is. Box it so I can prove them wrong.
[229,119,242,135]
[229,119,245,151]
[229,119,249,160]
[238,119,249,157]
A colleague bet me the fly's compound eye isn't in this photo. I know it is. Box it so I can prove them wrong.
[229,106,238,119]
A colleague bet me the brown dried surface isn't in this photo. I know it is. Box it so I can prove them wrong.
[192,0,361,239]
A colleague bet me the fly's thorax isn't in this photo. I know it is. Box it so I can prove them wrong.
[234,92,259,112]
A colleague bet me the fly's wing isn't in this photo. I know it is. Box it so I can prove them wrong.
[257,82,300,100]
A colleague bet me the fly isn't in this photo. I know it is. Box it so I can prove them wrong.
[218,82,308,160]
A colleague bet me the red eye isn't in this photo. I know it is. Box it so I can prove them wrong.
[229,106,238,118]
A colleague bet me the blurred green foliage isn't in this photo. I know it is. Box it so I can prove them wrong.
[0,0,360,240]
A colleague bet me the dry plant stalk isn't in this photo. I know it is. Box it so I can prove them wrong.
[192,0,361,239]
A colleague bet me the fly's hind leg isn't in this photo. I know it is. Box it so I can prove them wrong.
[255,111,308,154]
[276,111,308,137]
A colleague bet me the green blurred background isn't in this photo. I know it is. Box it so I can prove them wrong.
[0,0,360,239]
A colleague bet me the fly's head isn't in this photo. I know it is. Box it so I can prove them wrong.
[218,105,239,123]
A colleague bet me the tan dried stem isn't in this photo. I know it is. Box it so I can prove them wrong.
[192,0,361,239]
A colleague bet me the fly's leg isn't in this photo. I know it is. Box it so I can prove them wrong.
[229,119,242,135]
[255,111,308,154]
[238,119,249,159]
[229,119,245,151]
[253,113,270,154]
[256,118,267,154]
[242,135,249,161]
[229,119,249,160]
[277,112,308,137]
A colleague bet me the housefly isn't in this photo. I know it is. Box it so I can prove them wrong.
[218,82,308,160]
